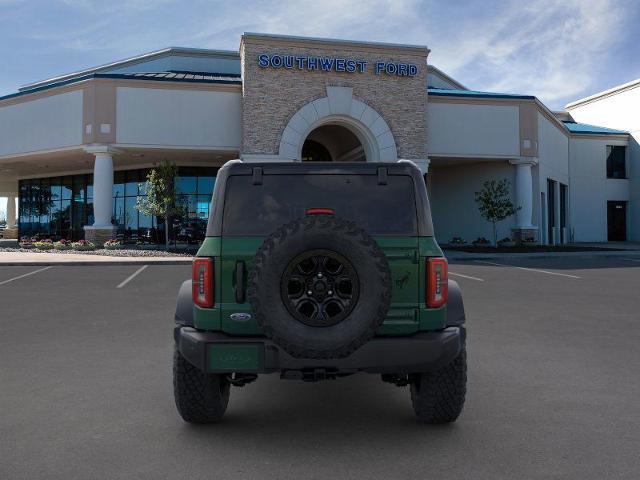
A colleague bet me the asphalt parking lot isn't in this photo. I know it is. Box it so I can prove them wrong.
[1,257,639,479]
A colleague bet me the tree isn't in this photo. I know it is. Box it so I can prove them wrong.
[136,161,182,250]
[474,179,519,246]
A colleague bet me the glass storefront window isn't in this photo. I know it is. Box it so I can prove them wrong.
[18,166,217,244]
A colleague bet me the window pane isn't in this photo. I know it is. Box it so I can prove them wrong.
[60,199,71,238]
[114,197,125,229]
[113,171,125,198]
[197,195,211,219]
[73,199,85,236]
[50,200,61,237]
[73,175,86,202]
[125,196,139,231]
[86,198,94,226]
[606,146,626,179]
[87,175,94,199]
[175,176,197,195]
[125,170,139,196]
[61,177,73,200]
[198,176,215,195]
[50,177,61,202]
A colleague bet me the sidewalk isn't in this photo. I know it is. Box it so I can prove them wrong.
[0,251,193,266]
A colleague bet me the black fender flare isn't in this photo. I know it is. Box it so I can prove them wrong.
[175,279,194,327]
[446,279,466,326]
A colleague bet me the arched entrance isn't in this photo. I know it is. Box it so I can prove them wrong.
[277,86,398,163]
[301,124,366,162]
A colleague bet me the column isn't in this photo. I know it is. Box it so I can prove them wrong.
[2,194,18,240]
[83,145,118,245]
[6,195,17,229]
[509,158,538,241]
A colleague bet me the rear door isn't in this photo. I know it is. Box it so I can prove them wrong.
[218,171,421,336]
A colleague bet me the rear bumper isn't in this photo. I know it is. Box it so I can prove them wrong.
[175,326,465,375]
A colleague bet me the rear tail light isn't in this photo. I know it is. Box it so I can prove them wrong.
[192,258,214,308]
[305,207,335,215]
[426,257,448,308]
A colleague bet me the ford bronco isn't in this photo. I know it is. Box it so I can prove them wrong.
[174,160,467,423]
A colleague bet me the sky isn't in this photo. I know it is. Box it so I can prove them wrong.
[1,0,639,109]
[1,0,640,216]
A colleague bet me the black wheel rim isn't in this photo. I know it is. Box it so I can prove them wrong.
[280,249,359,327]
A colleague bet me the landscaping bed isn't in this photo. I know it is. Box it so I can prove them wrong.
[0,247,191,257]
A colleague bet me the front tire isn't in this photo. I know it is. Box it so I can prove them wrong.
[173,345,230,423]
[410,348,467,423]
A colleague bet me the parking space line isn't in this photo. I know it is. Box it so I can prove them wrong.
[116,265,149,289]
[474,260,581,279]
[449,272,484,282]
[0,266,52,286]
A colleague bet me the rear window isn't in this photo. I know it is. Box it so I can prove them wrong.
[222,174,417,235]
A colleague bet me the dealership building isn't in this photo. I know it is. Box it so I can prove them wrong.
[0,33,637,245]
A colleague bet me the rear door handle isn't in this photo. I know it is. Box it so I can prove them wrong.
[235,261,246,303]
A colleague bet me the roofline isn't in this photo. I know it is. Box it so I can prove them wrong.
[19,47,240,92]
[427,65,467,90]
[562,121,629,136]
[2,72,241,103]
[428,88,535,100]
[241,32,430,55]
[565,78,640,109]
[428,88,629,139]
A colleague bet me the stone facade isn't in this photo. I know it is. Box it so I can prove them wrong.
[240,34,429,160]
[84,226,117,246]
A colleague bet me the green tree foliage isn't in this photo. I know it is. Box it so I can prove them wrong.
[136,161,182,250]
[474,179,519,246]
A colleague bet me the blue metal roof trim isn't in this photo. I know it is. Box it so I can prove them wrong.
[562,121,628,135]
[428,87,535,100]
[0,72,242,102]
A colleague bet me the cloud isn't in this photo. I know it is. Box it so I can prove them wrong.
[1,0,636,108]
[426,0,629,108]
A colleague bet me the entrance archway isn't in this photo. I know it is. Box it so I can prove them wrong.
[302,124,365,162]
[277,86,398,162]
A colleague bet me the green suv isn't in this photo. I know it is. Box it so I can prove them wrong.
[174,160,467,423]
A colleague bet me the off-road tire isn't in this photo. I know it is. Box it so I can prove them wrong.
[173,345,230,423]
[248,214,392,359]
[410,348,467,423]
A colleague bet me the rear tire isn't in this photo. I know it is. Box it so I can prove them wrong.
[410,348,467,423]
[173,345,230,423]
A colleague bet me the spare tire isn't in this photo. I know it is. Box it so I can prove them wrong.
[248,214,392,359]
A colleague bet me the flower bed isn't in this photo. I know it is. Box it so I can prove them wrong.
[103,239,123,250]
[54,239,73,250]
[71,240,96,251]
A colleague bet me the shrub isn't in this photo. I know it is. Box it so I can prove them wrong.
[472,237,491,246]
[19,236,34,249]
[449,236,466,245]
[54,239,73,250]
[71,240,96,251]
[33,239,54,250]
[103,239,123,250]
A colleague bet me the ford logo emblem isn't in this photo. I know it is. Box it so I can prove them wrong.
[230,313,252,322]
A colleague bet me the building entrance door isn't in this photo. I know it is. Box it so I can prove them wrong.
[607,201,627,241]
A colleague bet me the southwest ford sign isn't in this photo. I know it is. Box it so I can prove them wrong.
[257,54,418,77]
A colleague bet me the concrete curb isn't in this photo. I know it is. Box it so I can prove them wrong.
[0,259,193,266]
[444,250,640,261]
